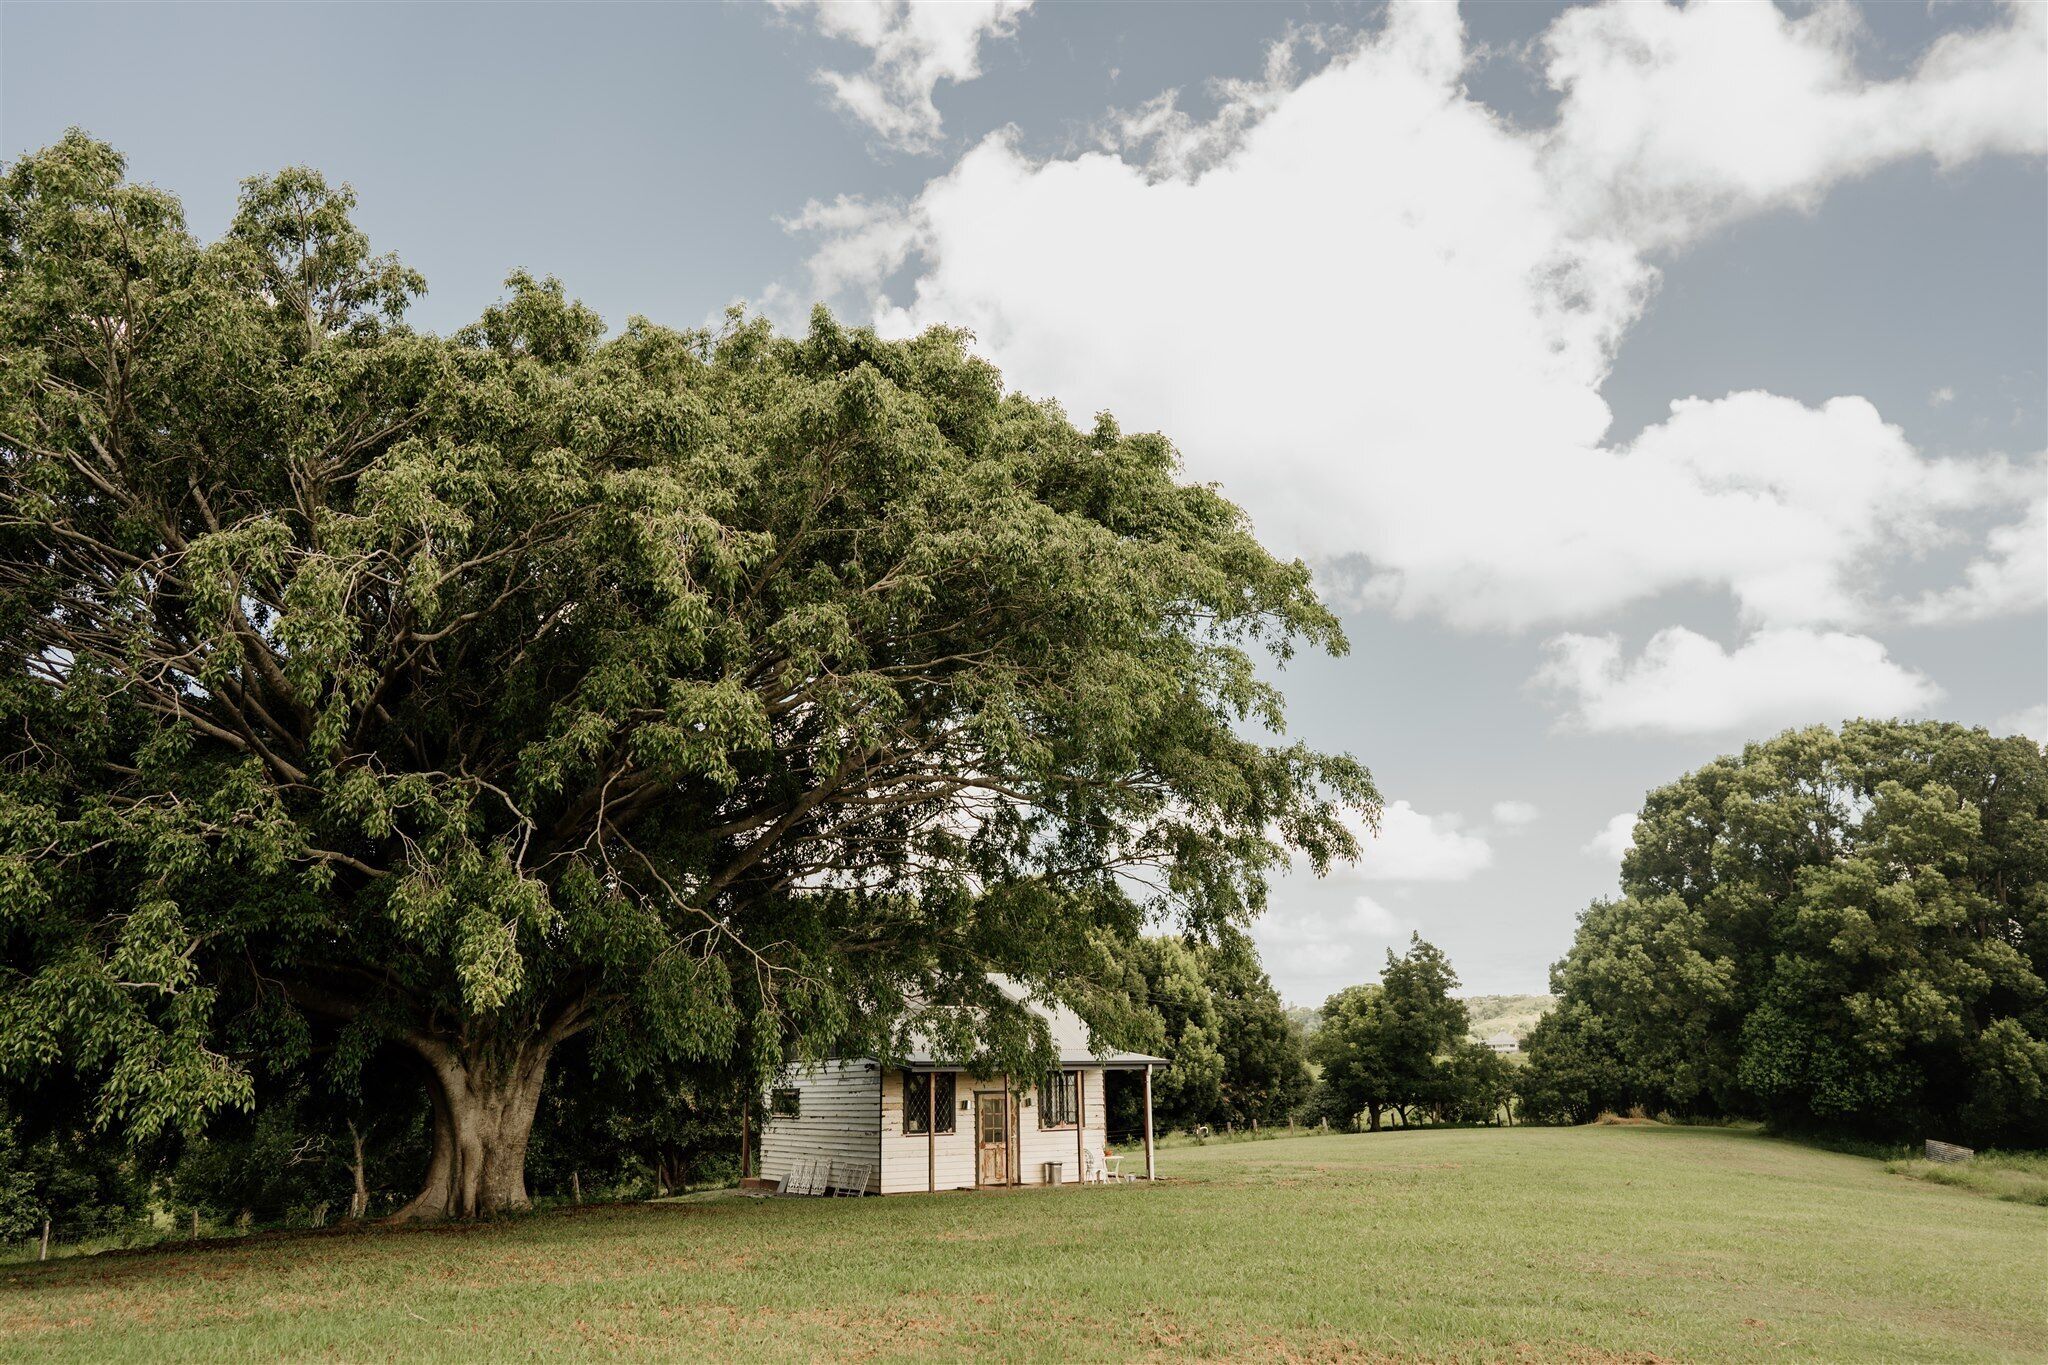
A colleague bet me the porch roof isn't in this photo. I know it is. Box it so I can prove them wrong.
[895,1050,1165,1070]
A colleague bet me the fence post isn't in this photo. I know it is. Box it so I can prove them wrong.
[572,1170,583,1205]
[190,1208,200,1241]
[39,1219,51,1262]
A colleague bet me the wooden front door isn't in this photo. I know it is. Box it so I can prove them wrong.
[975,1091,1008,1186]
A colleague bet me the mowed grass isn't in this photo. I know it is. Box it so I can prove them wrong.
[5,1126,2043,1363]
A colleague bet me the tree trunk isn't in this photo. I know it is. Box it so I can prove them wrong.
[392,1036,551,1222]
[346,1119,371,1220]
[1367,1104,1381,1132]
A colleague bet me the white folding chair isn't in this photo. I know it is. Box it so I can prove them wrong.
[834,1162,871,1197]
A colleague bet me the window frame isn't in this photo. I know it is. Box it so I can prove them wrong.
[902,1071,956,1135]
[769,1087,801,1119]
[1037,1069,1080,1130]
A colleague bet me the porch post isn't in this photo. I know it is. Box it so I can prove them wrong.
[1003,1075,1014,1185]
[1142,1064,1156,1181]
[1074,1070,1085,1184]
[927,1070,936,1193]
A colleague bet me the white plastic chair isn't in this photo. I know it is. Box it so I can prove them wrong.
[1083,1149,1130,1184]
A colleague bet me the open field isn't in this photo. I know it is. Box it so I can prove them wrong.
[4,1126,2043,1363]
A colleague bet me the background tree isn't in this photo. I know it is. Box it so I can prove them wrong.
[0,135,1375,1218]
[1309,935,1470,1130]
[1309,983,1394,1131]
[0,1074,153,1250]
[1514,1001,1630,1126]
[1124,937,1225,1128]
[1201,936,1313,1127]
[1116,934,1308,1132]
[525,1044,746,1201]
[1435,1041,1515,1124]
[1523,721,2048,1144]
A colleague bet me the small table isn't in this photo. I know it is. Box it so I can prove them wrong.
[1102,1154,1125,1182]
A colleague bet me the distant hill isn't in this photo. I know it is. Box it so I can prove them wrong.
[1461,994,1555,1043]
[1284,994,1555,1044]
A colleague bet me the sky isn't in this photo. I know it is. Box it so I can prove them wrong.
[5,0,2044,1003]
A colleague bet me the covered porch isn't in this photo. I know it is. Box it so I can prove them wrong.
[884,1058,1162,1194]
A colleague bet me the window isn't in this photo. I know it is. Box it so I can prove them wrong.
[903,1072,956,1134]
[1038,1070,1079,1129]
[770,1087,801,1119]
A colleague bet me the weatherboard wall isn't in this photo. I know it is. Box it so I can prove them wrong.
[757,1061,882,1194]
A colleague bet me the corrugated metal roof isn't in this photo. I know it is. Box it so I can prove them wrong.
[897,975,1167,1069]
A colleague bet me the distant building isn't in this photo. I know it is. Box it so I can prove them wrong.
[1483,1030,1520,1054]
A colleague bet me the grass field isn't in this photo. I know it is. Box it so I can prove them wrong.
[4,1126,2043,1363]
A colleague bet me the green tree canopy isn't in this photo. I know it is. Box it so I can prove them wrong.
[1121,933,1309,1131]
[1525,720,2048,1144]
[0,135,1374,1217]
[1310,934,1468,1131]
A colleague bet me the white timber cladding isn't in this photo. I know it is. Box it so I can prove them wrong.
[756,1061,881,1194]
[877,1066,1108,1194]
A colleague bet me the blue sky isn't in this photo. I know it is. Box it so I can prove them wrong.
[6,0,2043,1000]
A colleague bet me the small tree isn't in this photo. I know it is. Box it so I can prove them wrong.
[1311,935,1469,1130]
[1437,1042,1515,1124]
[1309,983,1393,1131]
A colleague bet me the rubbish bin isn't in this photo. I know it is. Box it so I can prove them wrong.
[1041,1160,1064,1186]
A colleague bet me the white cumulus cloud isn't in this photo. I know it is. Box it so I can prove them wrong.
[1491,800,1540,826]
[1996,702,2048,743]
[1345,800,1494,882]
[1251,893,1415,990]
[774,0,1032,152]
[1905,497,2048,625]
[783,0,2045,640]
[1540,0,2048,246]
[1534,626,1943,736]
[1583,812,1639,861]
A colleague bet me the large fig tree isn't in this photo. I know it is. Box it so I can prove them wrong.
[0,135,1374,1218]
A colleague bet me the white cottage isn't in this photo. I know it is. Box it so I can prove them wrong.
[757,989,1166,1195]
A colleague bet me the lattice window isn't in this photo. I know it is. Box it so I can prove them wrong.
[1038,1070,1079,1128]
[903,1072,931,1134]
[770,1087,800,1119]
[904,1072,957,1134]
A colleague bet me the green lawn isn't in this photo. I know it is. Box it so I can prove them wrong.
[4,1126,2043,1362]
